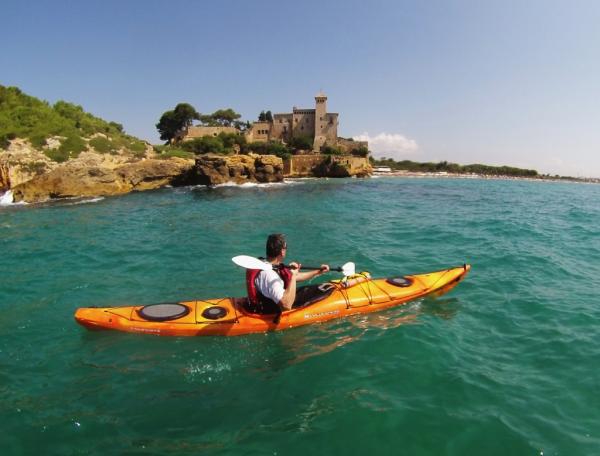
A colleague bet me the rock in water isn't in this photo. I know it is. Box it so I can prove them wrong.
[313,155,372,178]
[193,154,283,185]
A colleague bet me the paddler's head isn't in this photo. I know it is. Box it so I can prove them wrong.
[266,233,287,262]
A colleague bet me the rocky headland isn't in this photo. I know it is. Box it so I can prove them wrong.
[1,139,374,204]
[0,85,372,205]
[1,140,290,203]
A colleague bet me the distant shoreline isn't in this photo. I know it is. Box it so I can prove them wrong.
[372,170,600,184]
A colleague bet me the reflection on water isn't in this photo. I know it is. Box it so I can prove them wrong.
[262,296,462,368]
[419,296,461,320]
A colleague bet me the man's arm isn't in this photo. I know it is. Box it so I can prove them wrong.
[278,263,299,310]
[297,264,330,282]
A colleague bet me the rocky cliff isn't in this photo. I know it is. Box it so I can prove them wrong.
[2,140,368,204]
[312,155,372,178]
[11,155,195,203]
[2,140,285,203]
[193,153,284,185]
[0,139,57,192]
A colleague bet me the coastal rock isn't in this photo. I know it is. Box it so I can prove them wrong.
[116,158,195,191]
[313,155,372,178]
[69,150,139,170]
[0,139,57,191]
[11,157,195,203]
[193,153,283,185]
[11,163,124,202]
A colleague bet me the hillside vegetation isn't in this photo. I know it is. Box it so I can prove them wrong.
[372,158,539,177]
[0,85,147,162]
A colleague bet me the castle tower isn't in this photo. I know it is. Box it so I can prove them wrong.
[313,91,328,151]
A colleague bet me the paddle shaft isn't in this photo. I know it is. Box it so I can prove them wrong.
[282,264,342,272]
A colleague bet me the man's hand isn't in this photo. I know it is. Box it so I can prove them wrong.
[288,262,301,277]
[319,264,330,274]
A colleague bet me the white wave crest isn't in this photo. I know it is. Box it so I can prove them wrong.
[213,180,303,189]
[0,191,28,206]
[62,197,105,206]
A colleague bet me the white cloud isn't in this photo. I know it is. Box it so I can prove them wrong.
[353,132,419,160]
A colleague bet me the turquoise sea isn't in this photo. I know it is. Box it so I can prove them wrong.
[1,177,599,455]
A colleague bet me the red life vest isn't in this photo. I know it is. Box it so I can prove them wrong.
[246,264,292,310]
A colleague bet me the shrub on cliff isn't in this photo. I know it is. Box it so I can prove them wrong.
[89,136,117,154]
[154,145,195,160]
[289,135,313,151]
[0,84,146,161]
[351,146,369,157]
[321,145,344,155]
[181,136,226,154]
[245,141,291,159]
[180,132,247,155]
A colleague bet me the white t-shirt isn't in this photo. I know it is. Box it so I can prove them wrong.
[255,269,285,304]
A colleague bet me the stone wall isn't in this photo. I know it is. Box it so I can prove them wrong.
[284,154,323,176]
[181,126,238,141]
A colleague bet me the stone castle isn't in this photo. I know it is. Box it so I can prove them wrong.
[180,92,367,154]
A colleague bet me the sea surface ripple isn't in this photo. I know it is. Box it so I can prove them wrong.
[1,177,599,455]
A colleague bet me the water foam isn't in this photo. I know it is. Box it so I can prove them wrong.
[61,197,105,206]
[0,190,27,206]
[213,180,303,189]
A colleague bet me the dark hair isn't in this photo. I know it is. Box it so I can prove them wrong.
[266,233,286,259]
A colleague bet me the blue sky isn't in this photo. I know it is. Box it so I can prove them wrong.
[2,0,599,177]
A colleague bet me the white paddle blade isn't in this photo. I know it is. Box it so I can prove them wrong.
[232,255,273,271]
[341,262,355,276]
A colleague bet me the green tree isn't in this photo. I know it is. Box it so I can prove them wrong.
[258,111,266,121]
[290,135,313,150]
[233,120,250,131]
[198,114,218,126]
[156,103,200,143]
[211,108,241,126]
[265,110,273,122]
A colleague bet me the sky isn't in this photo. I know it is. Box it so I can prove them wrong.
[2,0,599,177]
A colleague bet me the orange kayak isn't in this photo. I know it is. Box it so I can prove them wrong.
[74,264,470,337]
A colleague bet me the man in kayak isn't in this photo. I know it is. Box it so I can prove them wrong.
[247,234,330,313]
